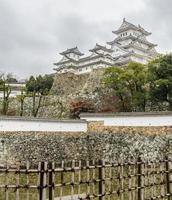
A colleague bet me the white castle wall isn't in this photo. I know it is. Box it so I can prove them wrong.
[0,118,87,132]
[80,113,172,127]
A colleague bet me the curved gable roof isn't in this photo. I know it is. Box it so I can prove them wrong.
[60,47,84,56]
[113,18,151,36]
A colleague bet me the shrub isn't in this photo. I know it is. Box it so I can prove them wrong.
[69,99,95,118]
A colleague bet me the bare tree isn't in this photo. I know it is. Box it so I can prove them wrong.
[17,88,26,116]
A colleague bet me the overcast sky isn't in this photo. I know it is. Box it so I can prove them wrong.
[0,0,171,79]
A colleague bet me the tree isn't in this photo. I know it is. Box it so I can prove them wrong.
[26,75,54,117]
[0,74,12,115]
[103,67,130,111]
[103,62,148,111]
[6,73,18,83]
[148,54,172,110]
[17,88,26,116]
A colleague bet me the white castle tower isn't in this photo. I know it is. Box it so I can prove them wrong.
[54,19,158,74]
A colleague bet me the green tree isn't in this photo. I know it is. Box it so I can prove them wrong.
[103,62,148,111]
[0,74,12,115]
[6,73,18,83]
[148,54,172,110]
[103,67,130,111]
[26,75,54,117]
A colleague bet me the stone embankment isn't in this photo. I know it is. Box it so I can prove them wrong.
[0,113,172,165]
[0,129,172,165]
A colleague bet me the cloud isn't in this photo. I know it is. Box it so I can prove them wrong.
[0,0,171,78]
[127,0,172,52]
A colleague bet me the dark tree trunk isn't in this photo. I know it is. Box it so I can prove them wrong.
[169,102,172,111]
[34,95,42,117]
[20,93,25,117]
[2,83,11,115]
[32,91,36,117]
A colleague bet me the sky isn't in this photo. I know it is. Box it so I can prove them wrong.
[0,0,172,79]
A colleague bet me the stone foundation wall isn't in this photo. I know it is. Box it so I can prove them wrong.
[1,129,172,165]
[88,122,172,135]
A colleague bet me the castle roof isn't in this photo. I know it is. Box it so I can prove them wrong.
[89,43,113,53]
[56,65,77,71]
[107,35,157,47]
[60,47,84,56]
[112,18,151,36]
[76,60,114,69]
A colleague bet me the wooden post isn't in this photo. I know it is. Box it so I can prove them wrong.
[5,162,9,200]
[138,157,143,200]
[38,162,47,200]
[98,160,105,200]
[165,156,172,200]
[49,162,55,200]
[26,161,30,200]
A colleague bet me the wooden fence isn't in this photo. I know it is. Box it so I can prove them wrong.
[0,157,172,200]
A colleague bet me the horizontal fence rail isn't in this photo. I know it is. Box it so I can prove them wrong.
[0,157,172,200]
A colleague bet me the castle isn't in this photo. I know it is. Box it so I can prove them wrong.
[54,19,158,74]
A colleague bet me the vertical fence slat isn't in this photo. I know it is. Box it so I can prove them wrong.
[108,161,112,200]
[98,160,105,200]
[5,162,8,200]
[138,157,144,200]
[144,162,147,200]
[16,164,20,200]
[166,156,171,200]
[71,160,75,200]
[120,160,124,200]
[128,159,132,200]
[38,162,41,200]
[78,160,81,199]
[133,159,136,200]
[86,160,90,197]
[153,162,157,198]
[49,162,55,200]
[160,161,164,199]
[60,161,64,200]
[117,159,124,200]
[38,162,47,200]
[150,163,154,199]
[26,161,30,200]
[92,160,96,198]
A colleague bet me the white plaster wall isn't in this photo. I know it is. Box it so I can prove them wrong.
[0,91,21,98]
[130,56,147,64]
[140,43,149,49]
[120,39,132,46]
[0,119,87,132]
[77,67,92,74]
[112,47,126,57]
[129,47,147,56]
[80,115,172,127]
[69,53,79,60]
